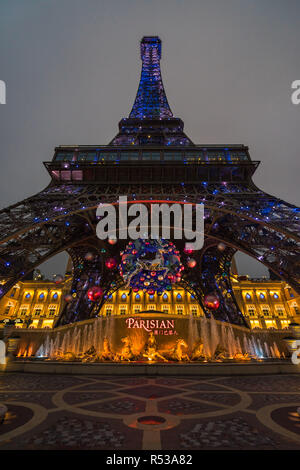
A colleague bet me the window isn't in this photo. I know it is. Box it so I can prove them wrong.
[55,152,74,161]
[191,307,198,316]
[245,293,251,300]
[176,306,184,315]
[19,307,28,316]
[10,287,17,298]
[105,307,113,316]
[261,307,270,316]
[164,152,183,161]
[3,305,11,316]
[119,305,127,315]
[247,307,256,317]
[120,152,139,161]
[52,293,58,300]
[259,293,265,300]
[48,308,56,317]
[163,294,168,301]
[142,151,161,161]
[176,293,182,301]
[276,307,285,317]
[185,151,204,161]
[78,152,97,162]
[99,152,117,161]
[162,305,169,314]
[292,303,300,315]
[34,308,42,316]
[39,293,45,300]
[135,294,141,301]
[121,293,127,301]
[273,293,279,299]
[148,305,156,311]
[25,293,31,299]
[133,305,141,314]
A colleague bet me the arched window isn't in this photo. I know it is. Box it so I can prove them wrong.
[52,293,58,300]
[135,294,141,301]
[121,293,127,301]
[25,293,31,299]
[163,294,168,301]
[259,293,265,300]
[39,293,45,300]
[176,293,182,301]
[245,293,251,300]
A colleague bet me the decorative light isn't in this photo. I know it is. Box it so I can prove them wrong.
[204,294,220,310]
[217,242,226,251]
[105,258,117,269]
[84,252,94,261]
[187,258,196,268]
[53,274,64,284]
[87,286,103,302]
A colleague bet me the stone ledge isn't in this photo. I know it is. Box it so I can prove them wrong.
[1,361,300,376]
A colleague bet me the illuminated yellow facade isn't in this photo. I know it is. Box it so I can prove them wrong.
[0,274,299,330]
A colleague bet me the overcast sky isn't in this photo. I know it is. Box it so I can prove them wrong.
[0,0,299,278]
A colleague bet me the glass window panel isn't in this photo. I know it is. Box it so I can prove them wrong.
[56,152,73,161]
[164,152,183,161]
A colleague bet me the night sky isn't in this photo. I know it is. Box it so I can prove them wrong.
[0,0,299,278]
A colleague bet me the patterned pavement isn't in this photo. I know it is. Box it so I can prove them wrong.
[0,373,299,450]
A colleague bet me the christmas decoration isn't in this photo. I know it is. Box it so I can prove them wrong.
[105,257,117,269]
[64,294,73,302]
[217,242,226,252]
[119,239,183,293]
[187,258,197,268]
[84,252,94,261]
[87,286,103,301]
[53,274,64,284]
[204,294,220,310]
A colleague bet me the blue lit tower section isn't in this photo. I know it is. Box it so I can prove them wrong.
[129,36,173,119]
[110,36,193,146]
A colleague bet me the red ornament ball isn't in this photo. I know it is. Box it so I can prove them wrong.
[217,242,226,252]
[187,258,197,268]
[87,286,103,301]
[184,244,194,254]
[84,252,94,261]
[108,237,117,245]
[105,257,117,269]
[204,294,220,310]
[54,274,64,284]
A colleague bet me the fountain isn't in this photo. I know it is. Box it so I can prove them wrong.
[7,312,287,371]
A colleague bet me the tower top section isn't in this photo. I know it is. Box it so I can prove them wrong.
[129,36,173,119]
[110,36,193,146]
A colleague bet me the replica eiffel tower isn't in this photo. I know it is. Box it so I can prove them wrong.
[0,36,299,327]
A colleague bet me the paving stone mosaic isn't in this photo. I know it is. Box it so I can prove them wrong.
[0,373,300,450]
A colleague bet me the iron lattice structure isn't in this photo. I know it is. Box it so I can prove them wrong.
[0,36,299,327]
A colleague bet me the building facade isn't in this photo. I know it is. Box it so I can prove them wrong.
[0,274,299,330]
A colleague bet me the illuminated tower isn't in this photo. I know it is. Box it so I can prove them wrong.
[0,36,298,327]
